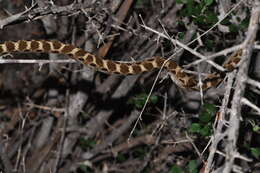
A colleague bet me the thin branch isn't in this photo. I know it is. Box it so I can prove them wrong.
[185,44,243,68]
[0,59,76,64]
[140,23,225,72]
[0,2,94,29]
[247,78,260,90]
[223,2,260,172]
[241,97,260,115]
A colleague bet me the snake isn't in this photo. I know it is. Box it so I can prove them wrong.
[0,40,242,90]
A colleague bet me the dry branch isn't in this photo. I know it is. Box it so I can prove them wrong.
[205,2,260,172]
[0,2,95,29]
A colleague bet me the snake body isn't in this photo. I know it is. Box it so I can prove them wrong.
[0,40,241,90]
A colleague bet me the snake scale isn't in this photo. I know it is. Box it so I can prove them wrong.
[0,40,241,90]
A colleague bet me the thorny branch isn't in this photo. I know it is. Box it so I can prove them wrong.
[0,2,95,29]
[205,2,260,173]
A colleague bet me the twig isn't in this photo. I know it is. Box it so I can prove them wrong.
[140,23,225,72]
[241,97,260,115]
[247,78,260,90]
[185,44,243,68]
[25,103,65,113]
[185,132,203,162]
[0,58,76,64]
[0,2,94,29]
[53,90,69,173]
[0,2,37,29]
[0,139,13,173]
[205,72,235,173]
[223,2,260,172]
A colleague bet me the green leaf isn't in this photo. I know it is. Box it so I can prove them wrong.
[189,123,202,133]
[178,32,185,40]
[239,18,249,30]
[128,93,158,109]
[253,125,260,132]
[204,0,214,6]
[205,12,218,24]
[249,120,260,132]
[176,0,185,4]
[116,153,126,162]
[150,95,158,104]
[200,125,212,136]
[220,18,230,25]
[170,165,183,173]
[79,138,96,149]
[189,123,212,136]
[194,15,206,24]
[204,103,217,113]
[78,165,92,173]
[188,160,198,173]
[199,111,212,123]
[187,0,195,16]
[205,39,214,50]
[199,103,216,123]
[229,24,239,32]
[135,0,150,7]
[251,147,260,158]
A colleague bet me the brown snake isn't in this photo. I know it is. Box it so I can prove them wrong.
[0,40,242,90]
